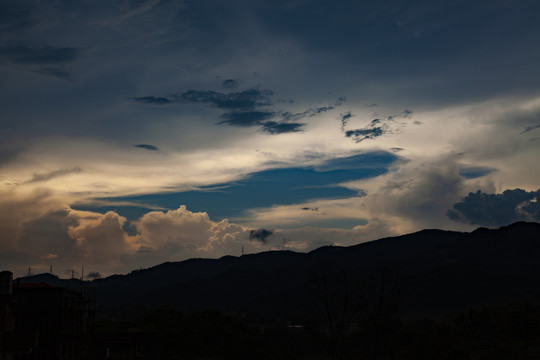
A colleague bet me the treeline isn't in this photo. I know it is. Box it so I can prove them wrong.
[91,301,540,360]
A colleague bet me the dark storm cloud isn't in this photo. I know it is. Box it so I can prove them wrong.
[249,229,273,243]
[261,121,305,134]
[447,189,540,227]
[222,79,238,88]
[134,144,159,151]
[177,88,273,109]
[25,167,82,184]
[218,111,275,127]
[345,127,384,142]
[522,124,540,134]
[131,96,173,105]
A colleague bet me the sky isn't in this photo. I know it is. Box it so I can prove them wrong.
[1,0,540,278]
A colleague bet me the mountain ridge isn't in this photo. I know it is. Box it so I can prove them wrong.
[17,221,540,319]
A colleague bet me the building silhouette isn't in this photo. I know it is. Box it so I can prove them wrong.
[0,271,93,360]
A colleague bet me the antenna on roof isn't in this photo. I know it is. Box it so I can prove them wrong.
[50,265,53,274]
[28,266,31,277]
[241,245,244,256]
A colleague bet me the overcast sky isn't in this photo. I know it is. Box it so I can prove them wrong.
[1,0,539,278]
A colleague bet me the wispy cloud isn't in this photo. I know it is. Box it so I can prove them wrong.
[341,109,414,143]
[0,46,79,64]
[522,124,540,134]
[0,46,80,79]
[131,86,343,134]
[25,167,82,184]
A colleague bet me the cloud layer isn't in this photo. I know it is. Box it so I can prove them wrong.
[1,0,539,277]
[448,189,540,227]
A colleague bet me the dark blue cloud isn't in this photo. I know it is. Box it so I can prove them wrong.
[403,109,413,118]
[339,111,352,119]
[448,189,540,227]
[218,111,275,127]
[222,79,238,88]
[131,96,173,105]
[345,127,384,142]
[86,271,101,279]
[134,144,159,151]
[130,84,344,134]
[340,109,413,143]
[260,121,305,134]
[177,88,273,109]
[458,165,496,179]
[73,151,399,223]
[218,111,306,134]
[522,124,540,134]
[131,84,344,134]
[249,229,273,243]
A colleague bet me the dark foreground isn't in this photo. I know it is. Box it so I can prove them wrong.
[3,221,540,359]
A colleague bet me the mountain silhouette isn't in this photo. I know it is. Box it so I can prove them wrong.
[20,221,540,319]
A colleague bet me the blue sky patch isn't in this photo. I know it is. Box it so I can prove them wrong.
[72,151,399,224]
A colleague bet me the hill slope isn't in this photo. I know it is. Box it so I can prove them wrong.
[20,221,540,319]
